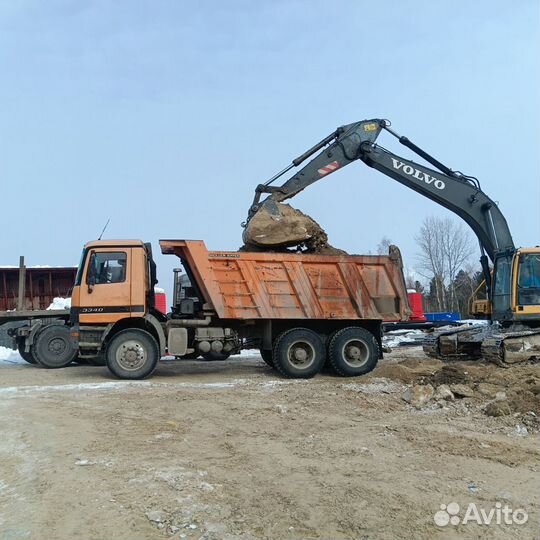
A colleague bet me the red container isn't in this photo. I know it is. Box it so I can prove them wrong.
[407,292,426,321]
[154,289,167,314]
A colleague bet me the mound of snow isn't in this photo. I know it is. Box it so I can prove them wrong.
[0,346,25,365]
[383,329,425,348]
[234,349,261,358]
[47,297,71,310]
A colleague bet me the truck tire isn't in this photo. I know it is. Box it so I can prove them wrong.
[273,328,325,379]
[260,349,274,367]
[202,351,230,361]
[33,325,77,368]
[106,329,159,380]
[327,327,379,377]
[17,342,37,364]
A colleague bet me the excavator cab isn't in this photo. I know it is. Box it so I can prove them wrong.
[468,249,540,323]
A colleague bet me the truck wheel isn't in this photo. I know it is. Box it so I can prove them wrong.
[202,351,230,361]
[106,329,159,380]
[327,327,379,377]
[33,325,77,368]
[17,342,37,364]
[273,328,325,379]
[260,349,274,367]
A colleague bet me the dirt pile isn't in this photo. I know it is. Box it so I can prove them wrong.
[242,202,346,254]
[370,351,540,430]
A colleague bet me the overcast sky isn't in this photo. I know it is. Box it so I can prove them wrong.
[1,0,538,293]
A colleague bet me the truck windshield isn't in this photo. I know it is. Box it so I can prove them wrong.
[74,249,87,286]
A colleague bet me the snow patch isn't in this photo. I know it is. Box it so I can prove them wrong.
[47,297,71,310]
[234,349,261,358]
[383,329,425,348]
[0,347,25,365]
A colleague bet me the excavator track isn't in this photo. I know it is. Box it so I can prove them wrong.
[482,328,540,367]
[422,325,486,360]
[423,324,540,366]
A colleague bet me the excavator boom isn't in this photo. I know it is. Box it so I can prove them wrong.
[244,119,514,263]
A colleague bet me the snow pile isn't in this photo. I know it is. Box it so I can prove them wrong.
[383,329,425,348]
[47,297,71,310]
[0,346,25,365]
[236,349,261,358]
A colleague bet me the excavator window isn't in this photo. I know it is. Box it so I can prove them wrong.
[492,255,512,314]
[517,254,540,306]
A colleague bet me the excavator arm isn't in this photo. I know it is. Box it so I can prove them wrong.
[244,119,515,266]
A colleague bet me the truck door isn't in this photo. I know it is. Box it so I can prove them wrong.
[78,248,134,324]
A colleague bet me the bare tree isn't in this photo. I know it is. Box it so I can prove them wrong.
[377,236,392,255]
[415,216,474,311]
[415,217,447,310]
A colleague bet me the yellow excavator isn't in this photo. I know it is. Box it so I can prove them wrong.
[242,118,540,365]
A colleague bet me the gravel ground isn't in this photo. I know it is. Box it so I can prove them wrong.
[0,348,538,540]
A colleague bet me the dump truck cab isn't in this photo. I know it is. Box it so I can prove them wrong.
[70,240,168,376]
[72,239,152,324]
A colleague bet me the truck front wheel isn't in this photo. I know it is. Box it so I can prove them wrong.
[106,329,159,380]
[33,325,77,368]
[273,328,325,379]
[327,327,379,376]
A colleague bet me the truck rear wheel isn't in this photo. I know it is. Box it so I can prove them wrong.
[273,328,325,379]
[17,342,37,364]
[106,329,159,379]
[327,327,379,377]
[33,325,77,368]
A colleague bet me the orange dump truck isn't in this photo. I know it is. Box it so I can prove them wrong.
[28,239,409,380]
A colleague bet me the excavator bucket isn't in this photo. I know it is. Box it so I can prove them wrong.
[242,200,330,251]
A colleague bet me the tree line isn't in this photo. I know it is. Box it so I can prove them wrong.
[377,216,486,318]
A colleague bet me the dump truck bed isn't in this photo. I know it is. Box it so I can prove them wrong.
[160,240,409,322]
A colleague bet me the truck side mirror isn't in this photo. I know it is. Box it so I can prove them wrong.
[87,274,96,293]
